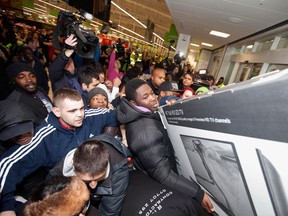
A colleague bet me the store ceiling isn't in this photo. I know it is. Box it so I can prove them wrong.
[111,0,288,51]
[9,0,288,52]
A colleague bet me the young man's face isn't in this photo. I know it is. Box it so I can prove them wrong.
[151,69,166,88]
[53,98,85,127]
[182,74,193,87]
[83,78,100,92]
[76,170,107,189]
[11,129,34,145]
[133,84,159,112]
[98,72,105,84]
[14,71,37,93]
[22,48,34,63]
[89,93,108,109]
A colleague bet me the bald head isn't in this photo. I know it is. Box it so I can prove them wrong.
[151,68,166,88]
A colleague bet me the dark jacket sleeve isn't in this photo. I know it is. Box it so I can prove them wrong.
[0,144,47,212]
[91,134,129,216]
[34,60,49,94]
[130,127,204,203]
[48,50,69,82]
[99,163,129,216]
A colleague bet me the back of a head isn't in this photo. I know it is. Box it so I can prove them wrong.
[53,88,82,107]
[24,176,90,216]
[73,140,109,176]
[125,67,142,80]
[134,61,143,74]
[125,78,147,101]
[86,61,105,75]
[78,67,99,86]
[195,86,209,95]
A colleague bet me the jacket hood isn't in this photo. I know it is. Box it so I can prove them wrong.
[117,97,158,124]
[62,149,77,176]
[62,148,111,179]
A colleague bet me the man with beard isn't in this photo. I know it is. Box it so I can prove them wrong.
[5,62,53,125]
[146,68,166,97]
[0,88,119,216]
[117,78,215,215]
[18,46,49,94]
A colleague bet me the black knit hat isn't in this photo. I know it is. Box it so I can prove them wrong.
[159,81,181,92]
[5,62,36,80]
[87,87,108,104]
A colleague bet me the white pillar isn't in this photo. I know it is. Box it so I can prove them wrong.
[175,33,191,59]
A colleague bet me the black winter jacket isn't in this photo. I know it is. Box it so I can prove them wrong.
[48,50,80,93]
[117,97,204,203]
[6,87,51,125]
[48,134,129,216]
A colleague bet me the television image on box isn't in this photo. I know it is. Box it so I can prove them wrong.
[180,135,255,216]
[257,149,288,216]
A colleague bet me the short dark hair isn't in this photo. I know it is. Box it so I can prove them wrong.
[125,78,147,101]
[86,62,105,75]
[73,140,109,176]
[53,88,82,107]
[18,45,33,55]
[25,36,34,45]
[78,67,99,86]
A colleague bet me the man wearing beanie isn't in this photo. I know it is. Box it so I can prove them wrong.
[5,61,53,125]
[87,87,110,109]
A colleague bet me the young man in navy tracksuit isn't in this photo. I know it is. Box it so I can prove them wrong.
[0,88,119,215]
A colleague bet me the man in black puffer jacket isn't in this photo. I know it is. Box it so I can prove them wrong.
[117,78,215,215]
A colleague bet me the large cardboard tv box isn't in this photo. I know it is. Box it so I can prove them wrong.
[158,69,288,216]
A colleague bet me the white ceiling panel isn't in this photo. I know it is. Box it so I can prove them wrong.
[166,0,288,50]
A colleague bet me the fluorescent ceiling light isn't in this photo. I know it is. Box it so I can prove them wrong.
[201,42,213,47]
[22,7,46,15]
[154,43,168,50]
[190,43,199,47]
[23,6,46,13]
[118,24,144,39]
[210,30,230,38]
[37,0,67,11]
[153,32,164,41]
[246,45,253,49]
[111,27,152,46]
[34,3,46,9]
[111,1,147,29]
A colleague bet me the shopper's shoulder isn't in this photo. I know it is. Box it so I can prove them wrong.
[85,108,116,116]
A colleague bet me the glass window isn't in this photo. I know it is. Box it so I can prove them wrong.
[277,36,288,49]
[243,44,253,53]
[267,64,288,72]
[255,39,273,52]
[235,63,263,83]
[233,47,242,54]
[248,63,262,79]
